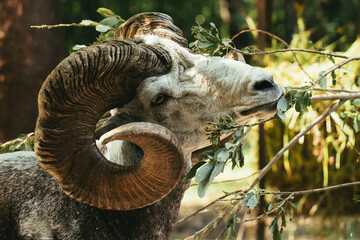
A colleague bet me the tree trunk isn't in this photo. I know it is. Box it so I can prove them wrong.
[256,1,273,239]
[0,0,66,142]
[257,124,267,240]
[256,0,273,50]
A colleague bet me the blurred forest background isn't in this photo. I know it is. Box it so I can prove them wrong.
[1,0,359,142]
[1,0,360,239]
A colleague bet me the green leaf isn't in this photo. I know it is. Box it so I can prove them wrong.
[356,75,360,87]
[331,71,337,86]
[222,39,232,47]
[72,44,87,51]
[277,111,286,120]
[233,127,243,139]
[318,71,327,89]
[225,142,235,149]
[277,95,288,112]
[80,19,95,26]
[353,99,360,107]
[195,161,215,182]
[97,7,117,18]
[239,148,245,167]
[294,90,311,114]
[340,111,352,118]
[99,17,124,28]
[209,162,225,183]
[354,115,360,132]
[281,212,286,228]
[0,145,9,154]
[327,54,335,64]
[198,150,214,161]
[186,161,206,179]
[241,192,258,210]
[197,179,211,198]
[216,150,229,162]
[269,214,280,233]
[95,24,112,33]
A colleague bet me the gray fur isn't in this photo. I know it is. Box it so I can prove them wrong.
[0,151,190,239]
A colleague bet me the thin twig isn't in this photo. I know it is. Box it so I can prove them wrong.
[188,199,243,239]
[234,48,348,59]
[239,193,294,224]
[312,57,360,86]
[230,29,313,80]
[310,92,360,102]
[261,181,360,196]
[243,116,276,128]
[31,23,98,29]
[291,87,360,93]
[174,194,233,227]
[190,170,260,187]
[244,100,346,193]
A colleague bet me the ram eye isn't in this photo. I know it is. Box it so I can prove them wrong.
[151,94,168,106]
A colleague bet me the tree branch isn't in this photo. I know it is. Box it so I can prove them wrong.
[233,48,348,59]
[292,87,360,93]
[230,29,313,80]
[31,23,98,29]
[239,193,294,224]
[189,170,260,187]
[244,100,346,193]
[261,181,360,196]
[310,92,360,102]
[311,57,360,86]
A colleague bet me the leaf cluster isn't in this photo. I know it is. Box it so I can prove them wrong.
[265,192,297,240]
[276,88,312,119]
[317,70,337,89]
[340,99,360,132]
[0,133,34,153]
[72,8,125,51]
[190,22,232,56]
[269,213,287,240]
[186,116,245,198]
[33,8,125,52]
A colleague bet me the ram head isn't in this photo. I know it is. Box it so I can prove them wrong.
[34,12,284,211]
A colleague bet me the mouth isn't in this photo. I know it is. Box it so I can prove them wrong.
[240,98,280,116]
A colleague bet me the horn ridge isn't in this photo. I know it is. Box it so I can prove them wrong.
[35,39,183,210]
[116,12,188,47]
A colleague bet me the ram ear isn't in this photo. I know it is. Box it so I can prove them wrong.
[227,50,246,63]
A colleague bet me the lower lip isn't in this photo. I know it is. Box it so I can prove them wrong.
[240,100,278,116]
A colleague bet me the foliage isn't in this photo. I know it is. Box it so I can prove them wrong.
[183,19,360,239]
[0,133,34,153]
[190,23,232,56]
[187,116,246,198]
[61,0,223,52]
[32,8,124,51]
[4,4,360,239]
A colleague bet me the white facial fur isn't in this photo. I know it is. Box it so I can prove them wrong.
[100,35,284,160]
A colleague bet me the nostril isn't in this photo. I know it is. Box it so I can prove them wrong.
[253,79,274,91]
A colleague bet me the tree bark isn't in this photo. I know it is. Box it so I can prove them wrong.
[256,0,273,50]
[0,0,66,142]
[257,124,267,240]
[256,1,273,239]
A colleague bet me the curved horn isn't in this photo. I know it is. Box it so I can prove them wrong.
[34,40,185,210]
[115,12,188,47]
